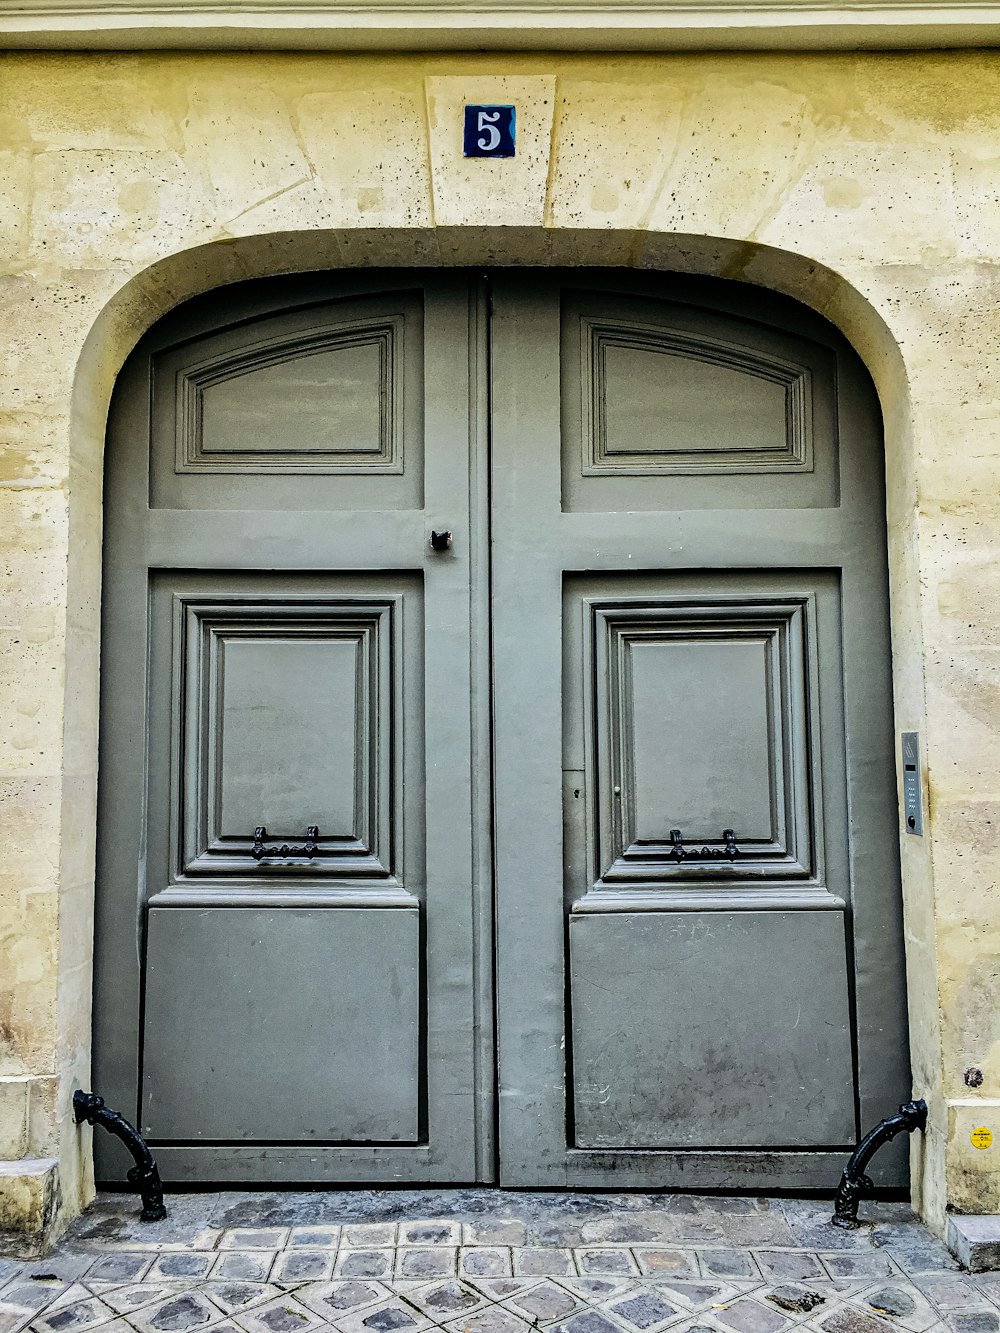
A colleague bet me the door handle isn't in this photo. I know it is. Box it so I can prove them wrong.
[667,828,740,861]
[251,826,320,860]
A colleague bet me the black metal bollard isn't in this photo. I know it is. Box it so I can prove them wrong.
[73,1090,167,1222]
[831,1098,928,1229]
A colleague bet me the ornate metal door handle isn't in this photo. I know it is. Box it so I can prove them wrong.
[251,826,320,860]
[668,828,741,861]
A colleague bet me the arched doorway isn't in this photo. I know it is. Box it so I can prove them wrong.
[93,267,909,1188]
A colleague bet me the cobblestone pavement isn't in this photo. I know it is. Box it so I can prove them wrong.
[2,1192,990,1333]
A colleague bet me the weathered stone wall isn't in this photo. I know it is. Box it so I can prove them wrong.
[0,49,997,1243]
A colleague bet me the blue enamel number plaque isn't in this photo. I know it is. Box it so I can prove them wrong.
[464,105,516,158]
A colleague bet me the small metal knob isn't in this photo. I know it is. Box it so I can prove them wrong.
[430,530,453,551]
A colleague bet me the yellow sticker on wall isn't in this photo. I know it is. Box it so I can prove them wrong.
[971,1126,993,1150]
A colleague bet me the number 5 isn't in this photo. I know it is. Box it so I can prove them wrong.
[477,110,501,152]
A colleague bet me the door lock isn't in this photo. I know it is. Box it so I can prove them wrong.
[430,530,453,551]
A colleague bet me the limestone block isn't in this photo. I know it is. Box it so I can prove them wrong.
[336,227,442,269]
[647,75,817,243]
[912,403,1000,518]
[425,76,555,228]
[762,140,956,266]
[56,876,95,978]
[880,265,1000,411]
[435,224,554,267]
[0,151,31,269]
[0,1076,59,1158]
[295,86,432,228]
[28,149,202,268]
[948,1100,1000,1214]
[0,776,60,894]
[0,407,71,488]
[938,923,1000,1094]
[0,272,130,419]
[25,1076,58,1159]
[0,1158,59,1255]
[0,489,69,776]
[953,146,1000,261]
[57,973,93,1076]
[184,76,312,229]
[947,1213,1000,1272]
[923,668,1000,804]
[0,886,58,1073]
[548,77,684,230]
[0,55,186,152]
[0,1078,29,1157]
[927,532,1000,652]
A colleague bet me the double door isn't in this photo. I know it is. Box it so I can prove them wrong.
[95,270,909,1187]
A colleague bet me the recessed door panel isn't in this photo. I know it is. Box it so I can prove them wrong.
[569,910,855,1149]
[568,579,822,889]
[151,289,423,511]
[198,333,397,466]
[149,577,408,884]
[142,906,420,1143]
[215,634,362,845]
[561,289,838,511]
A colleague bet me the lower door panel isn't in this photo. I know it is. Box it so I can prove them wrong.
[142,907,421,1145]
[569,910,855,1151]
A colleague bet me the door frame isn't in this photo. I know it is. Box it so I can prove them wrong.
[87,251,914,1191]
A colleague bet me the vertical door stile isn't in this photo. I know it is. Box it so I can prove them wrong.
[470,274,498,1182]
[490,277,571,1184]
[420,275,478,1179]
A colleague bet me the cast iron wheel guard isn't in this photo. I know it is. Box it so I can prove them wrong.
[831,1098,928,1229]
[73,1090,167,1222]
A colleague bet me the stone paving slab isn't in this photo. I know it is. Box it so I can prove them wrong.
[0,1194,975,1333]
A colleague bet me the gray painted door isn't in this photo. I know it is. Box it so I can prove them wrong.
[95,272,489,1183]
[490,272,909,1189]
[96,269,908,1189]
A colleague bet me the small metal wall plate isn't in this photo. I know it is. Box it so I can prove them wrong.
[464,105,516,157]
[901,731,923,835]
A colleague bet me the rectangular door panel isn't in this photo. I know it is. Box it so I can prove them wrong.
[146,573,419,898]
[142,906,420,1143]
[569,910,855,1149]
[177,586,399,882]
[567,578,824,889]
